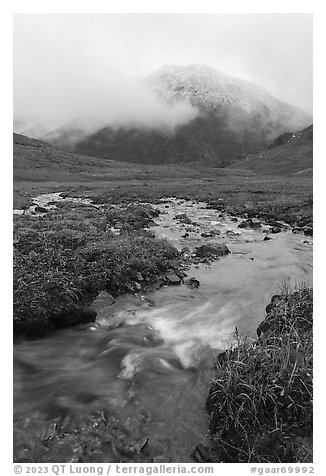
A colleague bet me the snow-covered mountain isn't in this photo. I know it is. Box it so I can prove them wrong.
[15,65,312,166]
[149,64,310,131]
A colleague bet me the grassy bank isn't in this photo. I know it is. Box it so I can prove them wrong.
[205,285,313,463]
[14,173,313,234]
[13,174,313,337]
[13,202,182,337]
[14,132,313,231]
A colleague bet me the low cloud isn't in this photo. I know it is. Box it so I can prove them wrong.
[14,72,199,137]
[14,14,312,138]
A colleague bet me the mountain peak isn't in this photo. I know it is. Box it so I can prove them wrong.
[149,63,311,125]
[17,63,312,169]
[150,64,233,89]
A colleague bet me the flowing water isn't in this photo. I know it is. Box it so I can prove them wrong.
[13,197,313,463]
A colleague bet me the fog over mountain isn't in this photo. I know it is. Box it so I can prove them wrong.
[60,64,309,166]
[14,71,199,137]
[14,13,312,141]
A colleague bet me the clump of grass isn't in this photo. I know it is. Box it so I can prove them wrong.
[207,286,313,463]
[104,203,160,231]
[13,203,181,336]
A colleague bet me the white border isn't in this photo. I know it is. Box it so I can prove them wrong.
[3,2,322,473]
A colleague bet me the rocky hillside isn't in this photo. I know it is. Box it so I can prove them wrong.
[64,65,311,166]
[229,124,313,175]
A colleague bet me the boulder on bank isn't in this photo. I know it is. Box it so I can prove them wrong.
[163,271,182,285]
[34,205,48,213]
[270,227,282,234]
[183,277,200,288]
[266,219,286,229]
[238,218,261,229]
[174,213,193,224]
[201,230,221,238]
[195,244,230,258]
[90,291,115,323]
[206,199,225,211]
[226,230,240,236]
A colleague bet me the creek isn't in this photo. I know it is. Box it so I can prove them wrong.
[13,197,312,463]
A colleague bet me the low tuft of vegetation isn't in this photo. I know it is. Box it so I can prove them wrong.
[206,285,313,463]
[13,203,181,337]
[104,202,160,231]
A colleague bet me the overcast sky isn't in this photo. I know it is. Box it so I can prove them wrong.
[13,13,312,129]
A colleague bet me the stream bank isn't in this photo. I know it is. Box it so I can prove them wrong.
[13,193,312,463]
[196,286,313,463]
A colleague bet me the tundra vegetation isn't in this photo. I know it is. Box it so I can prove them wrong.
[206,285,313,463]
[13,202,182,337]
[13,135,313,463]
